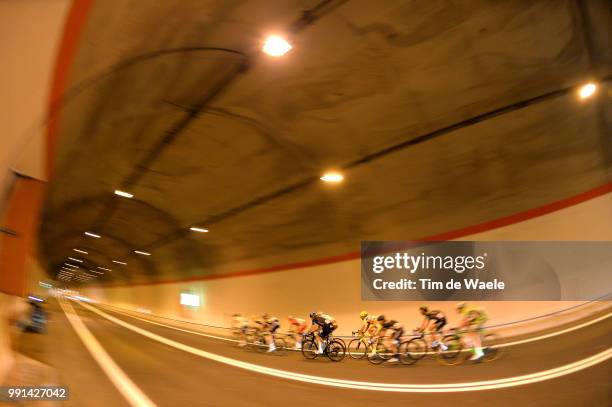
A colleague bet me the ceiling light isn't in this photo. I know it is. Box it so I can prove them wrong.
[64,263,79,268]
[263,35,292,57]
[68,257,83,263]
[73,249,88,254]
[84,232,101,238]
[90,270,103,274]
[114,190,134,198]
[98,267,111,271]
[578,82,597,99]
[320,172,344,183]
[112,260,127,265]
[134,250,151,256]
[190,227,209,233]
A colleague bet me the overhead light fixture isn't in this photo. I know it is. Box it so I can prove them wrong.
[73,249,88,254]
[64,263,79,268]
[84,232,101,238]
[320,172,344,183]
[98,266,111,271]
[263,35,292,57]
[190,227,209,233]
[114,190,134,199]
[112,260,127,265]
[578,82,597,99]
[134,250,151,256]
[90,270,103,274]
[68,257,83,263]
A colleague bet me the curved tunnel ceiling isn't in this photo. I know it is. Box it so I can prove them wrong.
[40,0,612,285]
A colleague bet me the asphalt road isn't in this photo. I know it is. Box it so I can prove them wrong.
[16,298,611,407]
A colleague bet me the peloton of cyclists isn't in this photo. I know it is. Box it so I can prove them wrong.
[233,302,488,360]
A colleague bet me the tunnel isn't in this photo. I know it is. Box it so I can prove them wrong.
[0,1,610,406]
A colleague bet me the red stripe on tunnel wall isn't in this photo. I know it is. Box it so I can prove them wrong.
[105,182,612,288]
[0,1,92,295]
[0,178,46,296]
[46,0,93,180]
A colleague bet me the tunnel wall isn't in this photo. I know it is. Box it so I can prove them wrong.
[82,190,612,336]
[0,0,76,385]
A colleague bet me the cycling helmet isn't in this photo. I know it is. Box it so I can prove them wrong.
[377,315,385,321]
[456,302,466,311]
[419,305,428,313]
[309,311,317,319]
[359,310,368,319]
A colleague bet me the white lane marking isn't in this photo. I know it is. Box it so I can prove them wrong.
[101,302,611,350]
[99,306,235,342]
[501,312,611,348]
[59,298,157,407]
[76,300,611,393]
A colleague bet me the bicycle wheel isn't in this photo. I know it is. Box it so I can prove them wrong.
[244,332,258,351]
[481,333,504,362]
[253,334,268,352]
[348,339,367,359]
[272,337,287,355]
[301,339,319,359]
[437,334,463,365]
[367,342,391,365]
[283,334,296,350]
[399,339,426,365]
[326,339,346,362]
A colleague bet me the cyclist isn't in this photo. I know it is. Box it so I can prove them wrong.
[232,313,249,347]
[309,312,338,354]
[375,315,404,363]
[288,315,308,349]
[418,305,448,351]
[456,303,488,360]
[358,310,379,336]
[261,313,281,352]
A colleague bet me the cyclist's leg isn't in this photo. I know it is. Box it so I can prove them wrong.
[239,326,247,346]
[311,325,323,351]
[436,319,448,350]
[428,320,439,344]
[391,329,402,355]
[467,323,485,360]
[295,325,306,348]
[270,324,281,351]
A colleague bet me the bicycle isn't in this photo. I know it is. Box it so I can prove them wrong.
[301,332,346,361]
[400,329,462,366]
[231,326,249,346]
[347,330,375,359]
[441,328,504,364]
[404,328,504,365]
[280,330,308,350]
[245,328,287,355]
[345,331,394,364]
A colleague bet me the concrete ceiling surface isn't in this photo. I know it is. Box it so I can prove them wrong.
[40,0,611,284]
